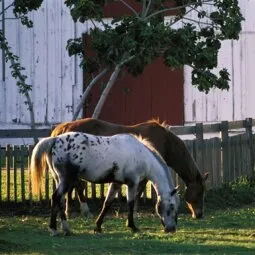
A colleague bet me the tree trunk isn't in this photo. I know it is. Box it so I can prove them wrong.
[72,68,108,120]
[92,65,121,119]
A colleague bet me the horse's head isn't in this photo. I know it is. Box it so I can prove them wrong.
[184,172,208,219]
[156,187,180,233]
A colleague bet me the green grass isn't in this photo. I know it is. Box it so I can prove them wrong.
[0,176,255,254]
[0,206,255,255]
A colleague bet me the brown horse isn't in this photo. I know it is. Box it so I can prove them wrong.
[51,118,208,219]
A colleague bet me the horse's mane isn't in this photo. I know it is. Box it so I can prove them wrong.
[132,134,167,166]
[147,118,170,129]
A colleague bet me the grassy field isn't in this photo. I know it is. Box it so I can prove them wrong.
[0,206,255,255]
[0,177,255,255]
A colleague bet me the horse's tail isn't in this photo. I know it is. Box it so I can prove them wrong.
[31,137,56,196]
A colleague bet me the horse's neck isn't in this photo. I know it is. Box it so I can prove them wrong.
[148,160,173,199]
[177,158,200,184]
[166,131,201,184]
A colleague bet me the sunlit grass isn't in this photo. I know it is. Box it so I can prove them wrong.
[0,207,254,255]
[0,168,154,203]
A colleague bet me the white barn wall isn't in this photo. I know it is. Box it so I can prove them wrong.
[0,0,85,128]
[1,0,255,127]
[184,1,255,122]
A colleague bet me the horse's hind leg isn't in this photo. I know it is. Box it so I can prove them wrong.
[76,180,93,217]
[94,183,121,233]
[50,181,72,236]
[65,188,73,218]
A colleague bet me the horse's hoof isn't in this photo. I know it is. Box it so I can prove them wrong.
[94,227,102,234]
[49,228,59,237]
[131,227,140,233]
[63,229,72,236]
[84,212,94,218]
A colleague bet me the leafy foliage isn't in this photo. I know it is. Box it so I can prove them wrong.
[0,31,31,94]
[13,0,43,27]
[66,0,244,93]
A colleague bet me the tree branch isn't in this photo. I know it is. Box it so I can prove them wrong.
[145,0,213,21]
[92,56,134,119]
[92,65,121,119]
[72,68,109,120]
[143,0,152,18]
[0,17,19,22]
[118,0,139,17]
[0,2,14,16]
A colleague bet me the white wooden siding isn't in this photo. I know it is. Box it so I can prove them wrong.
[0,0,254,127]
[0,0,85,128]
[184,0,255,122]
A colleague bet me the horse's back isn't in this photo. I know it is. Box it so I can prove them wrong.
[51,118,168,157]
[52,132,149,183]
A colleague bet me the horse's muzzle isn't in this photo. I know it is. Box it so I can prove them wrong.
[193,211,203,219]
[164,226,176,233]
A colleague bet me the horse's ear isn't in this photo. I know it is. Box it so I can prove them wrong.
[171,185,180,196]
[203,172,209,181]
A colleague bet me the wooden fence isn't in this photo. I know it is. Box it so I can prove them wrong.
[0,118,254,205]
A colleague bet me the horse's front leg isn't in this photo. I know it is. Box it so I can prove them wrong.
[133,179,148,217]
[94,182,121,233]
[126,183,139,232]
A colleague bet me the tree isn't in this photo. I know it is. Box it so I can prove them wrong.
[66,0,244,119]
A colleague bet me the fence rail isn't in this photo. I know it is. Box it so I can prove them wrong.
[0,118,254,205]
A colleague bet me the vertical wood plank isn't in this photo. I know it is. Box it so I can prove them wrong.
[100,183,104,199]
[245,118,254,177]
[46,0,62,123]
[4,4,19,123]
[195,123,204,171]
[32,1,48,123]
[241,133,248,177]
[28,145,33,204]
[91,183,96,199]
[20,145,25,202]
[60,4,75,121]
[221,121,230,182]
[6,145,11,202]
[213,137,221,188]
[0,146,2,202]
[229,136,234,182]
[207,139,213,189]
[235,135,242,181]
[13,146,18,202]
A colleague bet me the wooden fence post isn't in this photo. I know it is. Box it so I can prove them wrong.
[28,145,34,205]
[245,118,255,177]
[0,146,2,202]
[6,145,11,203]
[13,146,18,203]
[20,145,26,202]
[195,123,204,171]
[221,121,230,182]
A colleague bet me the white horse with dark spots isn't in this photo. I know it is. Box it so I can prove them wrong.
[31,132,180,236]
